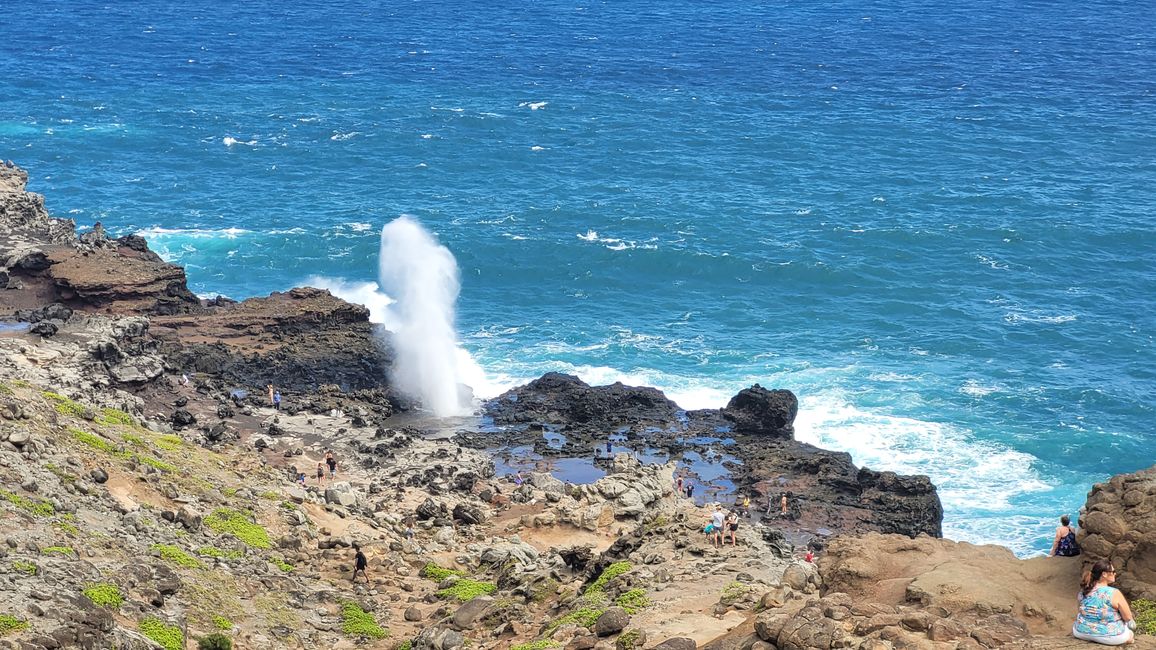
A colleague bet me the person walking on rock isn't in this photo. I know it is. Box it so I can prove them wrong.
[273,390,281,411]
[315,462,326,485]
[685,481,694,500]
[352,544,369,584]
[711,506,726,548]
[267,383,275,407]
[325,451,337,480]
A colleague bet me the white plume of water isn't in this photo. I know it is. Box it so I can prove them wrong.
[377,216,471,416]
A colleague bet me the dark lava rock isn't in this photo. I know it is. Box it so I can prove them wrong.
[89,468,109,484]
[30,320,58,337]
[451,503,485,525]
[653,639,697,650]
[593,607,630,636]
[170,409,196,429]
[415,497,444,521]
[722,384,798,438]
[485,372,680,430]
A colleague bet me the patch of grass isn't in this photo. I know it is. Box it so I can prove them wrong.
[0,489,54,517]
[83,583,124,608]
[544,606,604,635]
[138,455,177,473]
[70,427,115,453]
[0,614,29,636]
[614,588,650,614]
[53,520,80,536]
[585,561,632,596]
[1135,598,1156,635]
[437,579,497,602]
[122,432,147,447]
[0,382,11,395]
[204,508,271,549]
[396,641,413,650]
[221,488,238,497]
[197,633,232,650]
[511,642,559,650]
[259,490,279,500]
[341,602,388,640]
[530,577,560,603]
[720,581,750,604]
[43,391,87,418]
[10,380,30,388]
[272,557,293,572]
[140,618,184,650]
[151,544,203,569]
[211,615,233,631]
[617,629,643,650]
[197,546,244,561]
[11,561,37,576]
[155,435,184,452]
[96,407,137,427]
[421,562,466,582]
[41,546,74,556]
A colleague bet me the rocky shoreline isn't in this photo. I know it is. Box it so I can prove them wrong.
[1,163,1153,649]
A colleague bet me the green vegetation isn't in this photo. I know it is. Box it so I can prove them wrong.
[585,561,632,597]
[341,602,388,640]
[155,434,184,452]
[420,562,466,582]
[139,455,177,473]
[720,581,750,604]
[151,544,203,569]
[221,488,238,497]
[396,641,413,650]
[140,618,184,650]
[43,391,88,418]
[0,488,54,517]
[197,546,244,560]
[259,490,280,500]
[197,633,233,650]
[211,615,233,631]
[83,583,124,608]
[96,407,137,427]
[511,641,559,650]
[0,382,11,395]
[122,432,147,447]
[41,546,74,556]
[271,557,294,572]
[530,577,560,603]
[0,614,29,636]
[614,588,650,614]
[1135,599,1156,635]
[70,427,115,452]
[617,629,643,650]
[436,579,497,602]
[544,606,604,635]
[11,561,37,576]
[53,520,80,536]
[204,508,271,549]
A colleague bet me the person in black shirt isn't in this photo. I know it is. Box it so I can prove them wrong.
[352,544,369,583]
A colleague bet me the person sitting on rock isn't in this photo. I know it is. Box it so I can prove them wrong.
[1073,559,1135,645]
[1050,514,1081,557]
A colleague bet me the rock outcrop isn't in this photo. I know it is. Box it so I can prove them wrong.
[486,372,681,429]
[1078,464,1156,599]
[721,383,798,438]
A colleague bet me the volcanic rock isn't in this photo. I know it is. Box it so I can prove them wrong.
[722,384,798,438]
[1077,463,1156,599]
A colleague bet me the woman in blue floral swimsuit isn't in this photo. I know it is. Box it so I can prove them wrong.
[1073,560,1135,645]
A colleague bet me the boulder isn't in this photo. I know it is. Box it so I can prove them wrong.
[593,606,630,637]
[653,639,697,650]
[1077,464,1156,599]
[721,384,798,438]
[450,596,493,630]
[452,503,486,525]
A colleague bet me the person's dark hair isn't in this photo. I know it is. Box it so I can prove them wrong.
[352,544,360,551]
[1081,559,1115,597]
[1061,514,1071,526]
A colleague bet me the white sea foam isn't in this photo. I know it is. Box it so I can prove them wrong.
[330,131,360,141]
[530,145,546,151]
[303,276,395,325]
[136,227,250,239]
[519,101,548,110]
[959,379,1001,397]
[1004,311,1077,325]
[222,136,257,147]
[577,230,600,241]
[794,390,1052,540]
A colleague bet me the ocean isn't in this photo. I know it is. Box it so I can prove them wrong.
[2,0,1153,556]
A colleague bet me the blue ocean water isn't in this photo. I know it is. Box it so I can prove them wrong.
[3,0,1154,556]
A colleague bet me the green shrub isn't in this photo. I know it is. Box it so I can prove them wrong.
[11,561,37,576]
[83,583,124,608]
[155,435,184,452]
[0,614,29,636]
[204,509,271,549]
[436,579,497,602]
[340,602,388,640]
[43,391,87,418]
[41,546,73,556]
[96,408,137,427]
[197,633,233,650]
[544,606,604,635]
[53,521,80,536]
[585,561,632,596]
[0,489,54,517]
[617,629,643,650]
[720,581,750,604]
[259,491,280,500]
[138,455,177,473]
[70,427,115,453]
[140,618,184,650]
[1135,598,1156,635]
[122,432,147,447]
[396,641,413,650]
[614,588,650,614]
[211,615,233,631]
[197,546,244,560]
[151,544,203,569]
[272,558,293,572]
[421,562,465,582]
[0,382,11,395]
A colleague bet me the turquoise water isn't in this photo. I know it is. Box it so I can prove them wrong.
[3,0,1154,555]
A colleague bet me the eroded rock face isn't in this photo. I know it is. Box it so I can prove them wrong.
[1077,464,1156,599]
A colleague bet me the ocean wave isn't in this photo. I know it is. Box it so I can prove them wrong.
[330,131,360,141]
[518,101,548,110]
[222,136,258,147]
[959,379,1002,397]
[137,227,250,239]
[1003,311,1078,325]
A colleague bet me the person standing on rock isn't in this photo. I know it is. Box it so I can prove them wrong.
[676,475,683,495]
[352,544,369,584]
[316,462,326,485]
[325,451,337,480]
[726,510,740,546]
[780,492,789,517]
[267,383,275,406]
[1049,514,1081,557]
[1073,560,1135,645]
[711,506,726,547]
[273,390,281,411]
[685,481,694,500]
